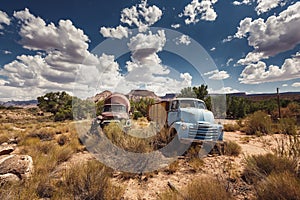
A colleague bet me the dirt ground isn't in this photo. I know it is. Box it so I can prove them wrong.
[111,130,281,200]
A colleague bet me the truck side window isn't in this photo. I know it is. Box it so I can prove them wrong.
[171,100,178,110]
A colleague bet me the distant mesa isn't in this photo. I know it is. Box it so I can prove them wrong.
[88,90,112,103]
[0,100,38,108]
[126,89,161,101]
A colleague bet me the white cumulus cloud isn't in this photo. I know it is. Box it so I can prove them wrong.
[100,25,129,39]
[171,23,180,29]
[239,53,300,84]
[292,82,300,87]
[255,0,284,15]
[182,0,218,24]
[204,70,230,80]
[233,0,285,15]
[234,2,300,65]
[175,35,191,45]
[122,30,192,95]
[0,10,10,30]
[120,0,162,32]
[208,87,240,94]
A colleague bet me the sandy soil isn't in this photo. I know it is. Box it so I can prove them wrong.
[112,131,282,200]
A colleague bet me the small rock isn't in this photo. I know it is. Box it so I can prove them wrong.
[0,145,15,156]
[0,155,34,179]
[0,173,20,185]
[8,138,18,145]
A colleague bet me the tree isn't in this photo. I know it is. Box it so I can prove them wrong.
[177,87,196,98]
[179,85,211,110]
[130,98,155,119]
[193,85,208,100]
[37,91,73,121]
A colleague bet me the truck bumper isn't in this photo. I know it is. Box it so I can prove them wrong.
[100,119,131,129]
[172,121,223,142]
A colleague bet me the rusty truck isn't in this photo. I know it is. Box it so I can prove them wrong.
[97,93,131,129]
[148,98,223,142]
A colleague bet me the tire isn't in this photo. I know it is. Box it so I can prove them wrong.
[160,128,189,157]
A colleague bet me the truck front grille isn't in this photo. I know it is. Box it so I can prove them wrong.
[188,123,220,141]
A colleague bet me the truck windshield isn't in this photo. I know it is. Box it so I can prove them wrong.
[179,100,206,109]
[103,105,126,112]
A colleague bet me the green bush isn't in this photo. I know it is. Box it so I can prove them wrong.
[242,111,272,135]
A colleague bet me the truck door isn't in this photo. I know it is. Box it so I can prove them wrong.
[167,100,179,126]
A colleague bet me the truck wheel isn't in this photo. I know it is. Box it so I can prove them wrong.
[160,128,189,157]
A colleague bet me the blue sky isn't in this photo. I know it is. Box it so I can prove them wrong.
[0,0,299,101]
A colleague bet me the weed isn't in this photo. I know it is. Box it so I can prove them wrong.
[103,122,152,153]
[278,117,297,135]
[159,176,231,200]
[57,134,69,146]
[164,160,180,174]
[224,141,242,156]
[27,127,56,141]
[242,153,298,184]
[188,157,204,172]
[242,111,272,135]
[223,123,240,132]
[63,160,123,200]
[256,172,300,200]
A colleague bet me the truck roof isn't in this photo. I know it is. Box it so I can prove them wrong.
[174,98,205,103]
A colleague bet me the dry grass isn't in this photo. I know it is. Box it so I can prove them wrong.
[159,176,231,200]
[223,123,240,132]
[256,171,300,200]
[223,140,242,156]
[63,160,123,200]
[103,122,153,153]
[188,157,204,172]
[164,160,180,174]
[242,153,298,184]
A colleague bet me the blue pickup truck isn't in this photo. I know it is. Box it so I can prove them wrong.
[148,98,223,143]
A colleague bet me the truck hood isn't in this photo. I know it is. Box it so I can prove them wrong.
[180,108,214,124]
[101,112,129,120]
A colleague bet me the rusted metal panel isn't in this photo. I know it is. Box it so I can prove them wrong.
[148,101,169,127]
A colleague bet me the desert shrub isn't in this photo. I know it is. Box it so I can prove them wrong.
[186,144,202,158]
[133,111,143,120]
[188,157,204,172]
[223,123,240,132]
[272,133,300,161]
[278,117,297,135]
[55,145,74,164]
[183,177,232,200]
[103,122,152,153]
[57,134,69,146]
[224,141,241,156]
[63,160,123,200]
[27,127,56,141]
[164,160,180,174]
[242,111,272,135]
[36,181,54,198]
[0,134,9,144]
[160,176,231,200]
[256,172,300,200]
[34,141,56,154]
[151,127,173,150]
[242,153,298,184]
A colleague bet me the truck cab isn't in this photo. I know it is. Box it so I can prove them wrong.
[97,94,131,129]
[167,98,223,142]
